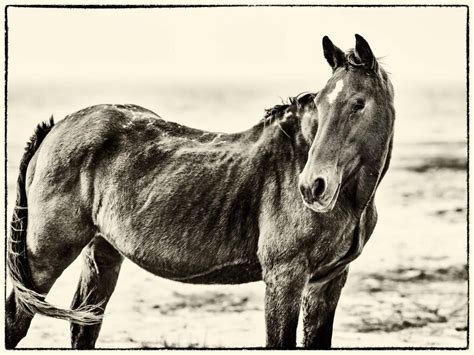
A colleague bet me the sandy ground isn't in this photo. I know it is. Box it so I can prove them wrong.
[6,81,468,348]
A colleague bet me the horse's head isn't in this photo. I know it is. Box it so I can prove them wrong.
[298,34,395,213]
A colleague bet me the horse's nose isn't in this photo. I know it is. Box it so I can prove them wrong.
[311,177,326,199]
[299,177,327,203]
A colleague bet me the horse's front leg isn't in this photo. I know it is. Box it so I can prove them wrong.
[302,269,348,349]
[261,256,309,348]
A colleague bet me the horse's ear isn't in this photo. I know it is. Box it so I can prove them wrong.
[322,36,345,70]
[354,34,377,70]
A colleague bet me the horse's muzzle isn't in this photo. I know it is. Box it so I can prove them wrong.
[298,171,340,213]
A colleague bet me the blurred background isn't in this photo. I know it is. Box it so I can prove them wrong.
[6,6,467,348]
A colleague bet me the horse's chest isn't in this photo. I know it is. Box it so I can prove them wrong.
[306,215,358,270]
[259,197,358,271]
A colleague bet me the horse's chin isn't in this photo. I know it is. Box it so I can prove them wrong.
[302,183,340,213]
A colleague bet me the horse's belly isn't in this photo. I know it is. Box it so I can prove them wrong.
[149,260,263,285]
[99,211,262,285]
[112,239,263,285]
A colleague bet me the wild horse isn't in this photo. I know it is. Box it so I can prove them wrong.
[6,34,394,349]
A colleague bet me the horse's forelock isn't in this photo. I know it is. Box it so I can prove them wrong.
[344,49,383,78]
[341,50,394,101]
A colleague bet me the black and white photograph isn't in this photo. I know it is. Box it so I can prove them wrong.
[3,2,469,350]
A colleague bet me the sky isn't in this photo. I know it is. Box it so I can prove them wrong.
[7,6,467,88]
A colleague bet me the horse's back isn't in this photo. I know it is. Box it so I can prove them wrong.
[27,103,219,188]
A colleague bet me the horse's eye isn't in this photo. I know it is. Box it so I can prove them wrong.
[352,100,365,113]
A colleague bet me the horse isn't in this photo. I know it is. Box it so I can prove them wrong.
[6,34,394,349]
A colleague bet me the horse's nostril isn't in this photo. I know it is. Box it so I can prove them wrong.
[299,177,327,204]
[311,178,326,199]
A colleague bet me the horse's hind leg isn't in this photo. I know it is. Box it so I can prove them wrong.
[6,291,34,348]
[301,270,348,349]
[70,235,123,349]
[6,202,96,348]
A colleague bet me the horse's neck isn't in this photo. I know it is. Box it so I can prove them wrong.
[246,114,310,184]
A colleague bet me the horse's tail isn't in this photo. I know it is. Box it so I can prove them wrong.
[7,117,102,325]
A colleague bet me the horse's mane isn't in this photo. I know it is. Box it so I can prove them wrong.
[262,92,317,122]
